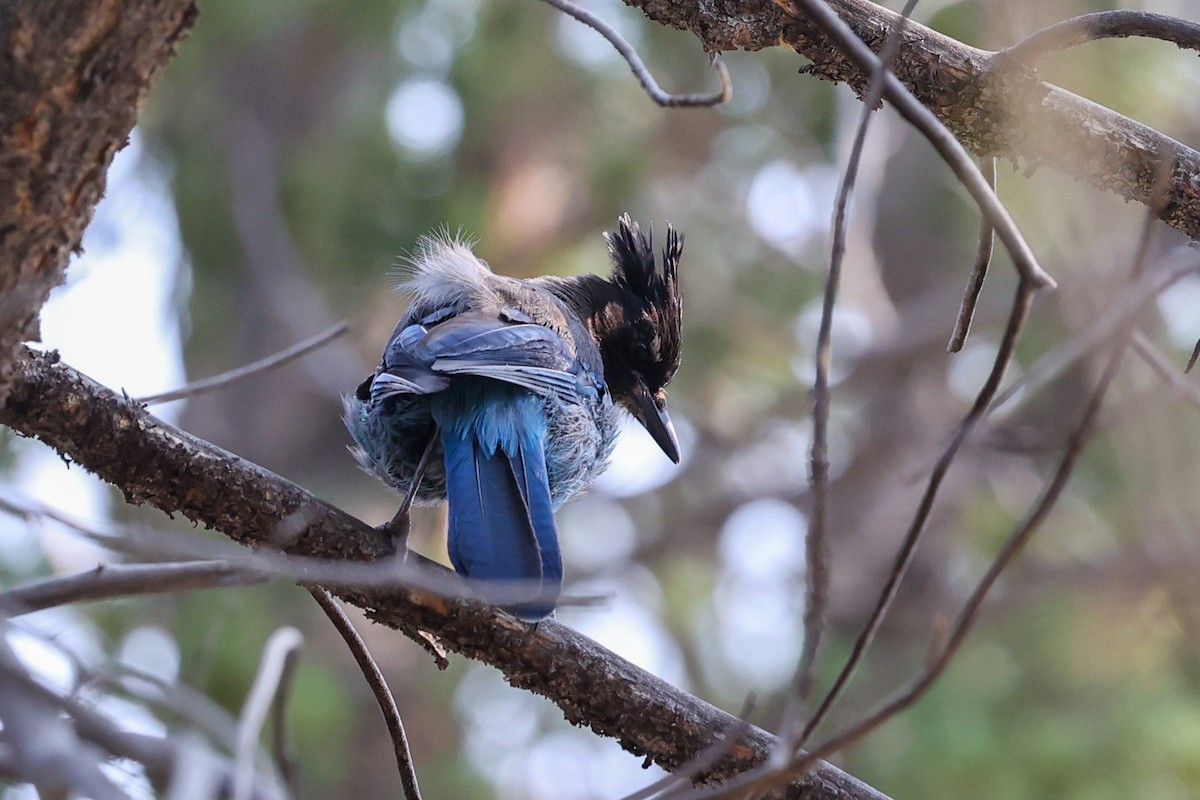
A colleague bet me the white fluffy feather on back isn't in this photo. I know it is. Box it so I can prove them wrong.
[392,230,492,305]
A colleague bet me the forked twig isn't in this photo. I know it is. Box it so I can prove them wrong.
[309,587,423,800]
[783,0,1055,291]
[788,148,1172,782]
[138,321,349,405]
[948,156,997,353]
[269,654,301,793]
[790,0,918,751]
[999,10,1200,68]
[540,0,732,107]
[233,627,304,800]
[684,134,1172,800]
[799,281,1035,748]
[795,340,1124,777]
[1131,332,1200,409]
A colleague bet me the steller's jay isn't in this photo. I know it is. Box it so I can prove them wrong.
[344,215,683,619]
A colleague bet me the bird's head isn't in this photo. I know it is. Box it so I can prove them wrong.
[592,214,684,463]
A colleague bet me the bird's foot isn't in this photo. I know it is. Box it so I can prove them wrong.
[376,505,412,552]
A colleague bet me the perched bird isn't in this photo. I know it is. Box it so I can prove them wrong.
[344,215,683,619]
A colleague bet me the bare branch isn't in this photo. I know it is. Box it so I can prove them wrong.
[801,280,1035,747]
[948,156,997,353]
[1188,338,1200,374]
[0,492,607,613]
[234,627,303,800]
[1000,10,1200,68]
[138,321,350,406]
[310,588,423,800]
[0,638,127,800]
[782,0,1054,292]
[791,179,1169,780]
[2,560,266,615]
[624,0,1200,243]
[541,0,731,107]
[677,144,1171,800]
[0,347,889,800]
[792,0,917,750]
[1130,332,1200,410]
[269,656,301,794]
[797,340,1122,777]
[0,621,288,799]
[989,256,1200,417]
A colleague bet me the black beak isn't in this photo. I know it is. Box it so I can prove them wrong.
[631,381,680,464]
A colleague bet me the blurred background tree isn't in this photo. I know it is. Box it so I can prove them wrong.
[4,0,1200,798]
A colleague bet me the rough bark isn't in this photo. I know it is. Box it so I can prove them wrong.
[0,346,891,800]
[0,0,198,399]
[626,0,1200,240]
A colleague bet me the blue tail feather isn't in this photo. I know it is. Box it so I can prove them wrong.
[510,442,562,598]
[441,432,562,619]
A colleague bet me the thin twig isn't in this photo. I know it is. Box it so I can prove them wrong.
[1187,338,1200,373]
[783,0,1055,291]
[1130,332,1200,409]
[788,151,1172,782]
[989,150,1188,418]
[800,281,1035,747]
[138,321,350,405]
[233,628,304,800]
[687,124,1174,800]
[309,588,422,800]
[988,256,1200,418]
[0,637,126,800]
[797,343,1123,776]
[1000,10,1200,68]
[948,156,997,352]
[0,493,606,613]
[622,696,756,800]
[1,560,266,615]
[540,0,732,107]
[269,648,302,793]
[791,0,918,752]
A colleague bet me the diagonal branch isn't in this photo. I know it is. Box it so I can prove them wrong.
[622,0,1200,242]
[0,346,889,800]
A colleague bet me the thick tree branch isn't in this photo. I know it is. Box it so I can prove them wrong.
[0,346,889,800]
[0,0,198,398]
[623,0,1200,240]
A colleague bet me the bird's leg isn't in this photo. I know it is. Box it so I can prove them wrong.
[379,429,439,550]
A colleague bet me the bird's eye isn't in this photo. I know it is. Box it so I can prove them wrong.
[632,342,652,366]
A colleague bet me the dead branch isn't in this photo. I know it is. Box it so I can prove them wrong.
[622,0,1200,241]
[541,0,731,107]
[1,560,265,615]
[0,346,889,800]
[309,588,423,800]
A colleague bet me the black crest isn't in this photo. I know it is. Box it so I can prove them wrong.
[604,214,684,383]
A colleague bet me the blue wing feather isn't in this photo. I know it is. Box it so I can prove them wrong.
[372,313,580,402]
